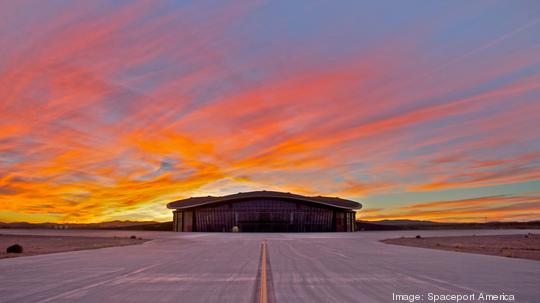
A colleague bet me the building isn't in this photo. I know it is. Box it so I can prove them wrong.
[167,190,362,232]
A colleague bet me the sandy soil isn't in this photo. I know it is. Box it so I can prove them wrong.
[382,233,540,261]
[0,234,147,259]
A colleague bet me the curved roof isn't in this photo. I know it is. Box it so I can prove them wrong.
[167,190,362,210]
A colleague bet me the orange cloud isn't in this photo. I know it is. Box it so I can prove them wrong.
[361,195,540,222]
[1,2,540,223]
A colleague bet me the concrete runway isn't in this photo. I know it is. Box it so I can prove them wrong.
[0,229,539,303]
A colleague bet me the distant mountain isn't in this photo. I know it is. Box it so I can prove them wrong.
[81,220,161,229]
[363,219,441,226]
[0,220,168,230]
[2,219,539,232]
[357,220,540,230]
[0,222,57,229]
[107,221,173,231]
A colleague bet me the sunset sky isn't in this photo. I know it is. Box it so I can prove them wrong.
[1,1,540,223]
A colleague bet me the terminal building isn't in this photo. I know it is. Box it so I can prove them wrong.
[167,190,361,232]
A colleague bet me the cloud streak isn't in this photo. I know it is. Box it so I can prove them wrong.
[1,1,540,222]
[361,194,540,222]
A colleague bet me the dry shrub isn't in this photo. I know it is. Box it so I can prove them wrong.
[6,244,23,253]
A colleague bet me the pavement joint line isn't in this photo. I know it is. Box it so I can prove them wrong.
[259,240,268,303]
[34,263,162,303]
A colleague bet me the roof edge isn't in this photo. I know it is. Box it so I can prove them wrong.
[167,191,362,211]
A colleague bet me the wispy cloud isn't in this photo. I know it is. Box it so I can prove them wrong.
[1,1,539,222]
[361,194,540,222]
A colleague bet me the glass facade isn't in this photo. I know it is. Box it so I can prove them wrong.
[173,198,356,232]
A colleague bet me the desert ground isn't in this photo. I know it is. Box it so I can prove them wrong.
[0,234,146,259]
[382,233,540,261]
[0,229,539,303]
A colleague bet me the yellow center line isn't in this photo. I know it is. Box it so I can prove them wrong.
[259,241,268,303]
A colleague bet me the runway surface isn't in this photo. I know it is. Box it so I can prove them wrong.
[0,229,538,303]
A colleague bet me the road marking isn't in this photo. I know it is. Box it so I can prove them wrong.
[259,241,268,303]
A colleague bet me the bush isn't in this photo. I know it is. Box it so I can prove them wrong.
[415,235,422,239]
[7,244,23,254]
[130,235,137,239]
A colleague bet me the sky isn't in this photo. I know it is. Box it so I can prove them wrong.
[1,0,540,223]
